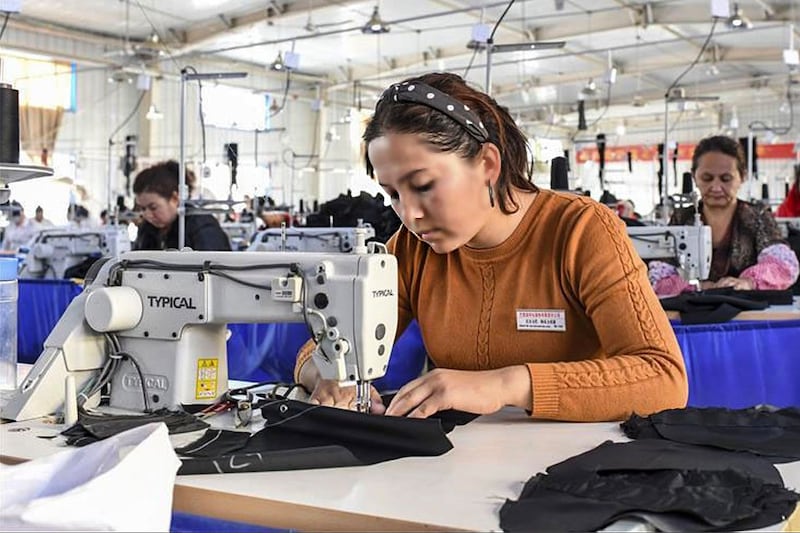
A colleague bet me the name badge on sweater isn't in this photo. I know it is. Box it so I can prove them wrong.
[516,309,566,331]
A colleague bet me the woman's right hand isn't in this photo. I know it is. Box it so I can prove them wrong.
[309,379,386,414]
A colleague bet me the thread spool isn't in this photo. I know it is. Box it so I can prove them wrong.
[682,172,694,195]
[550,157,569,190]
[0,84,20,164]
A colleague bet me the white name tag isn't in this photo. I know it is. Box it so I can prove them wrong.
[516,309,566,331]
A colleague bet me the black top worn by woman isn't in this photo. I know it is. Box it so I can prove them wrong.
[134,214,231,251]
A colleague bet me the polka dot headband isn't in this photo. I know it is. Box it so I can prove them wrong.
[380,80,489,143]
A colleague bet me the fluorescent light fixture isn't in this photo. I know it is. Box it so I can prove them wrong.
[362,5,390,34]
[491,41,566,53]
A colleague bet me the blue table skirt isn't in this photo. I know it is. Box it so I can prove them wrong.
[18,280,800,406]
[170,511,288,533]
[672,319,800,409]
[18,279,84,363]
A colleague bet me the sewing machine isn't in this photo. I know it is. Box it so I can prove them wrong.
[626,224,713,282]
[19,225,131,279]
[1,245,398,422]
[248,225,376,253]
[220,221,259,250]
[775,217,800,239]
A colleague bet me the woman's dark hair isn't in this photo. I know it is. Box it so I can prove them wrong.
[691,135,747,180]
[132,160,196,199]
[363,72,536,214]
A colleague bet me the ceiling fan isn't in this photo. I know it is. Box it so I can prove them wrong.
[102,0,164,68]
[301,0,352,33]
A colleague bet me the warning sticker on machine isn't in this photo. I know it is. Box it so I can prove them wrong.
[195,358,218,400]
[516,309,566,331]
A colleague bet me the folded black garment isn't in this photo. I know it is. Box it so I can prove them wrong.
[178,398,476,475]
[499,439,799,532]
[703,287,795,305]
[660,292,769,324]
[622,406,800,462]
[61,408,209,447]
[174,429,250,458]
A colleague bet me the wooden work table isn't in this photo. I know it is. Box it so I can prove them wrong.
[2,405,799,532]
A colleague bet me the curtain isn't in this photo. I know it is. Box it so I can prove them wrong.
[19,105,64,165]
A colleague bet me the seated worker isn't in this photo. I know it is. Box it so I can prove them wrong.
[649,136,799,297]
[1,201,35,252]
[132,160,231,251]
[294,72,688,423]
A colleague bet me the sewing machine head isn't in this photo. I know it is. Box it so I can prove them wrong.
[248,225,377,254]
[626,224,712,282]
[2,247,397,421]
[20,226,131,279]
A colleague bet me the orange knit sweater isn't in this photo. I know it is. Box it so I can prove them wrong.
[297,190,688,421]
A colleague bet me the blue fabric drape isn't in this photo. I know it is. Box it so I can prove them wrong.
[21,282,797,407]
[18,279,83,363]
[673,320,800,408]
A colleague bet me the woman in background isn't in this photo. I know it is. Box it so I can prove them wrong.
[132,160,231,251]
[650,136,798,296]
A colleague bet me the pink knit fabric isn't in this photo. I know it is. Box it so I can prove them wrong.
[740,244,800,290]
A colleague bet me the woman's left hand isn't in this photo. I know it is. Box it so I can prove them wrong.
[714,276,755,290]
[384,366,531,418]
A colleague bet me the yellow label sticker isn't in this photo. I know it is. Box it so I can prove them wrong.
[195,358,218,400]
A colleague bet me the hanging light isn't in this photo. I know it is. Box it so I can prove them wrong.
[362,5,390,34]
[581,78,598,97]
[727,4,752,30]
[270,51,285,71]
[145,104,163,120]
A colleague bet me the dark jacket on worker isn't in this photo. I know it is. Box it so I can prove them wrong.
[134,214,231,251]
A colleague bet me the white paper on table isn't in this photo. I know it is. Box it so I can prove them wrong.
[0,422,180,532]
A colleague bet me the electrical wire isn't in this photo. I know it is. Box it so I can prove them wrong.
[462,47,480,79]
[665,18,719,97]
[270,70,293,118]
[0,12,10,41]
[748,75,794,135]
[108,90,147,145]
[587,83,613,130]
[463,0,515,79]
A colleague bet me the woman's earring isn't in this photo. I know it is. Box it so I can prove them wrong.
[488,184,495,208]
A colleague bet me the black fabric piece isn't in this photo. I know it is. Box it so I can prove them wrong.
[499,439,799,533]
[304,191,401,244]
[546,439,783,484]
[502,468,797,532]
[622,406,800,463]
[175,429,250,458]
[61,408,208,447]
[703,287,795,305]
[178,398,476,475]
[659,292,770,324]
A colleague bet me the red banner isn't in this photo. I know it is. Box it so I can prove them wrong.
[575,142,796,163]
